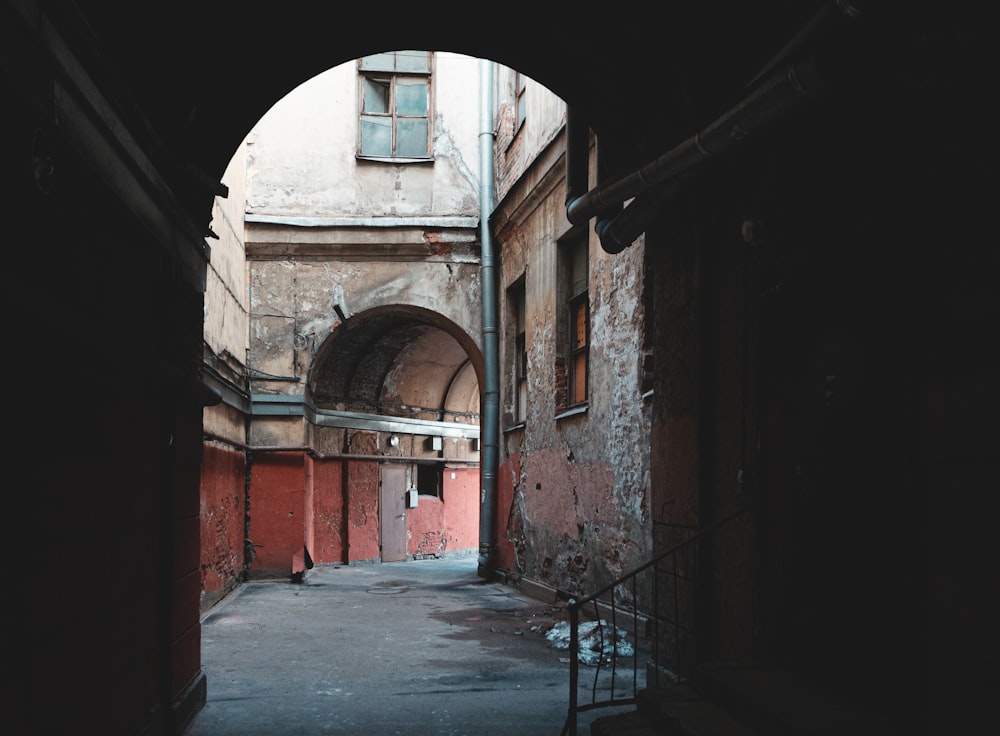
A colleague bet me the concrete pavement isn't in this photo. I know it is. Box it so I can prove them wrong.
[182,554,631,736]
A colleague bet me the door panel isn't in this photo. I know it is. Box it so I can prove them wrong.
[379,465,407,562]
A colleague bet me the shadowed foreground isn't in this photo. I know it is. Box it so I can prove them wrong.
[183,556,632,736]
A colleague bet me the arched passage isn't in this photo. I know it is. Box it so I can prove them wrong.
[245,302,485,572]
[298,306,484,565]
[4,4,997,734]
[232,53,491,576]
[309,304,484,418]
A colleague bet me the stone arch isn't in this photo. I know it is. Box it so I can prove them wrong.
[308,304,484,420]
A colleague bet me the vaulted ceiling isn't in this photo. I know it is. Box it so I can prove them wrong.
[309,305,482,422]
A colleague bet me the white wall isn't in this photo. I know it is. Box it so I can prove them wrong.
[245,52,482,219]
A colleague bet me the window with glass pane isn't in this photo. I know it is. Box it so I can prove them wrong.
[358,51,432,159]
[515,71,527,134]
[567,237,589,407]
[511,281,527,422]
[570,293,589,405]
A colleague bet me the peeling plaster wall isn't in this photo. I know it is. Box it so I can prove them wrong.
[493,65,566,204]
[205,138,250,366]
[346,459,380,562]
[248,258,483,398]
[250,414,308,448]
[199,441,246,610]
[245,53,480,219]
[311,459,346,563]
[406,466,480,557]
[247,453,306,577]
[201,130,251,609]
[243,49,485,411]
[492,75,652,601]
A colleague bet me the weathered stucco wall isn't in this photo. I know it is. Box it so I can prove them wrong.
[311,459,346,564]
[492,65,566,204]
[201,130,251,607]
[205,139,250,371]
[199,441,247,610]
[247,453,305,577]
[501,223,652,597]
[248,258,483,397]
[245,53,481,219]
[404,470,479,559]
[492,73,652,601]
[346,458,381,562]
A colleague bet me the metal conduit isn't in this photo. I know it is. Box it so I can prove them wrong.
[478,59,499,569]
[569,54,827,253]
[568,0,871,254]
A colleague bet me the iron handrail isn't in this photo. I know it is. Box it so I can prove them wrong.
[559,505,752,736]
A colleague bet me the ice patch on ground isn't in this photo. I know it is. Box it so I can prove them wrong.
[545,620,634,665]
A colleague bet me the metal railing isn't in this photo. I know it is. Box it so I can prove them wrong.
[559,506,752,736]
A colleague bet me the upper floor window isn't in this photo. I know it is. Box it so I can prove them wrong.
[565,236,589,408]
[514,71,527,135]
[509,278,528,424]
[358,51,432,160]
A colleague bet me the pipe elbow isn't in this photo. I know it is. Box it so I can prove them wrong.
[596,218,635,254]
[565,195,589,227]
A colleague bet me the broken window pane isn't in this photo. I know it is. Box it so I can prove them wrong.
[358,52,432,159]
[363,78,390,114]
[360,115,392,156]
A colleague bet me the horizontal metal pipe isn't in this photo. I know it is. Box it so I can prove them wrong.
[595,183,681,254]
[569,54,826,240]
[569,1,871,240]
[203,432,480,464]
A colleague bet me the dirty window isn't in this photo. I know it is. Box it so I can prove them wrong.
[566,236,589,408]
[509,279,527,423]
[515,71,527,135]
[570,293,589,405]
[358,51,432,160]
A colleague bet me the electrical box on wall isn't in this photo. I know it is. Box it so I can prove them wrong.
[406,488,419,508]
[430,436,443,451]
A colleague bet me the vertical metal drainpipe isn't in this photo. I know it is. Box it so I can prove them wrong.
[478,58,499,571]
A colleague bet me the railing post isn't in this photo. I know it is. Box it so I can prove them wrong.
[567,598,579,735]
[672,551,679,679]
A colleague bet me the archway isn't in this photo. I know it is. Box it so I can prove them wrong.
[307,305,483,564]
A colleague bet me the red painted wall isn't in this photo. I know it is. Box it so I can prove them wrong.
[406,466,479,557]
[408,494,446,555]
[248,452,305,576]
[444,466,480,550]
[303,456,315,571]
[312,459,346,563]
[346,460,380,561]
[245,457,478,569]
[494,453,520,572]
[199,442,247,606]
